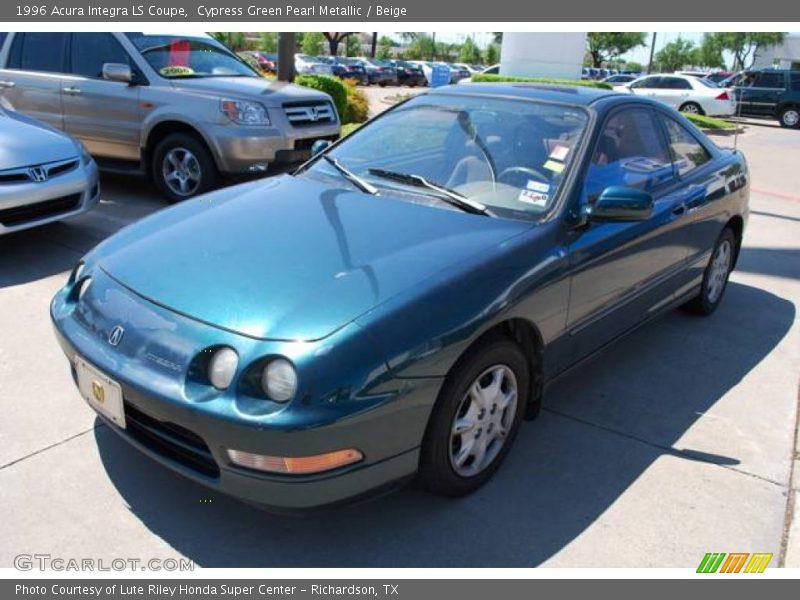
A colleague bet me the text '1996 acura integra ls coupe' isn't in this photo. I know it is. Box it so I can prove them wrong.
[52,84,749,510]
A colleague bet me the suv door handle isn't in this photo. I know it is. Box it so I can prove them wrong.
[0,81,15,88]
[62,86,82,95]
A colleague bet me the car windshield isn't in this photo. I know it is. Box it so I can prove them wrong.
[126,33,257,79]
[301,94,588,220]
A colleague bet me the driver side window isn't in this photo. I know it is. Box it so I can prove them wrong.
[583,108,672,204]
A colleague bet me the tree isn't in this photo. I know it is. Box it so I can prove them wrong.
[656,38,696,72]
[210,32,251,51]
[458,37,482,64]
[345,34,361,57]
[404,34,436,60]
[301,32,325,55]
[706,32,786,70]
[625,61,643,73]
[323,32,355,56]
[376,36,395,60]
[586,32,647,67]
[691,33,725,69]
[259,32,277,53]
[485,44,499,66]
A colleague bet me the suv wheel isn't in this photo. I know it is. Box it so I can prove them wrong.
[152,133,217,202]
[418,336,529,496]
[779,106,800,129]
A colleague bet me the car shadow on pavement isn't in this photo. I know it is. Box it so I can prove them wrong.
[0,174,164,288]
[94,280,795,567]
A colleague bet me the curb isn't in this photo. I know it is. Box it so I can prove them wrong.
[781,388,800,566]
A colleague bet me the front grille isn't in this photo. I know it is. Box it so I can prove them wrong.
[0,158,79,184]
[284,101,336,126]
[0,193,81,226]
[123,402,220,478]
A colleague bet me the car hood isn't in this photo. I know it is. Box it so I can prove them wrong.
[169,78,331,107]
[0,110,78,169]
[95,175,530,341]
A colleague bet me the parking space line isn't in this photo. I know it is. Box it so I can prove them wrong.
[0,422,105,472]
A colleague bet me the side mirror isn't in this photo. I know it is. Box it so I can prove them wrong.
[311,139,332,156]
[586,186,654,222]
[102,63,133,84]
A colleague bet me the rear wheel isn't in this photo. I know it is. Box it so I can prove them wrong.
[683,227,736,315]
[779,106,800,129]
[419,337,529,496]
[679,101,704,115]
[152,133,217,203]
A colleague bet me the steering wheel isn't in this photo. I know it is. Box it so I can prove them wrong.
[497,166,550,187]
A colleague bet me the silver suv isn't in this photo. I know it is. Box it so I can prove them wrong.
[0,32,340,201]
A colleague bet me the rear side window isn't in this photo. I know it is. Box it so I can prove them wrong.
[632,77,661,89]
[71,33,131,78]
[583,108,673,203]
[753,71,784,89]
[663,77,692,90]
[791,74,800,91]
[8,33,68,73]
[660,116,712,176]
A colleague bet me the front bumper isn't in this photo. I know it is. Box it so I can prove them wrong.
[205,121,341,175]
[50,270,440,509]
[0,159,100,235]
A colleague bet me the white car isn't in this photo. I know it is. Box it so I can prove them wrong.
[622,74,736,117]
[406,60,433,83]
[294,54,333,76]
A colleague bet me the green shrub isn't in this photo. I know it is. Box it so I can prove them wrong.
[471,73,613,90]
[342,80,370,124]
[683,113,735,131]
[294,75,348,122]
[341,123,361,137]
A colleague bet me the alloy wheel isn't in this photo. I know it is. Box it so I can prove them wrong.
[449,365,518,477]
[706,239,732,303]
[782,109,800,128]
[162,147,202,197]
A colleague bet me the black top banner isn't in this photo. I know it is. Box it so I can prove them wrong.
[2,0,795,21]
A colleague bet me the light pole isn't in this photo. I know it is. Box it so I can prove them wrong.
[647,32,657,74]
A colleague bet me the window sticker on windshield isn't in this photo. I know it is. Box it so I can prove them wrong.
[543,160,565,174]
[518,189,549,206]
[549,145,570,161]
[526,180,550,194]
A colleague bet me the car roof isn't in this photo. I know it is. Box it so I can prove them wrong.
[426,82,618,106]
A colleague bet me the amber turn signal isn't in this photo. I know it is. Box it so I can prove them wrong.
[226,448,363,475]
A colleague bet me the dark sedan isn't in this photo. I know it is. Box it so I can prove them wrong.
[318,56,369,85]
[52,84,749,510]
[387,59,427,86]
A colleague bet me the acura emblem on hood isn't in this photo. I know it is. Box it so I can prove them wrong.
[108,325,125,346]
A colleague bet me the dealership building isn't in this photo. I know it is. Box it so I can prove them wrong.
[753,33,800,70]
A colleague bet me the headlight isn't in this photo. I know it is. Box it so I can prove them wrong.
[220,99,270,126]
[208,347,239,390]
[261,359,297,402]
[76,276,92,300]
[77,142,92,166]
[71,261,85,283]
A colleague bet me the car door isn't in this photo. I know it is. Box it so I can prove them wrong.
[0,32,68,129]
[736,71,785,116]
[61,33,142,161]
[565,106,692,363]
[629,76,662,98]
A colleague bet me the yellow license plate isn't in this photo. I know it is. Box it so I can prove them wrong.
[76,357,126,429]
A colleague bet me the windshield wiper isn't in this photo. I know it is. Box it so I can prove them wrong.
[368,168,492,216]
[322,156,378,195]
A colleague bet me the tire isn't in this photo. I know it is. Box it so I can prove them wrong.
[679,102,704,116]
[683,227,736,315]
[152,132,217,203]
[418,336,530,497]
[778,106,800,129]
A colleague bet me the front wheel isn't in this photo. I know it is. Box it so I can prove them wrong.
[779,106,800,129]
[152,133,217,202]
[419,337,529,496]
[683,228,736,315]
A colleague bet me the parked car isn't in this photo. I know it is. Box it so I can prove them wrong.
[704,71,734,85]
[447,63,472,83]
[602,74,638,87]
[0,106,99,234]
[386,60,427,87]
[0,33,340,202]
[481,64,500,75]
[294,53,333,76]
[241,51,277,74]
[317,56,368,85]
[406,60,433,83]
[623,74,736,116]
[730,69,800,128]
[356,58,398,86]
[52,84,749,510]
[452,63,480,76]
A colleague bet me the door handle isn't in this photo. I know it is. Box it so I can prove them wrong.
[62,86,82,95]
[672,202,687,216]
[0,81,15,88]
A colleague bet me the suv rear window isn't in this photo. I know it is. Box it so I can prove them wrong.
[791,74,800,91]
[7,33,68,73]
